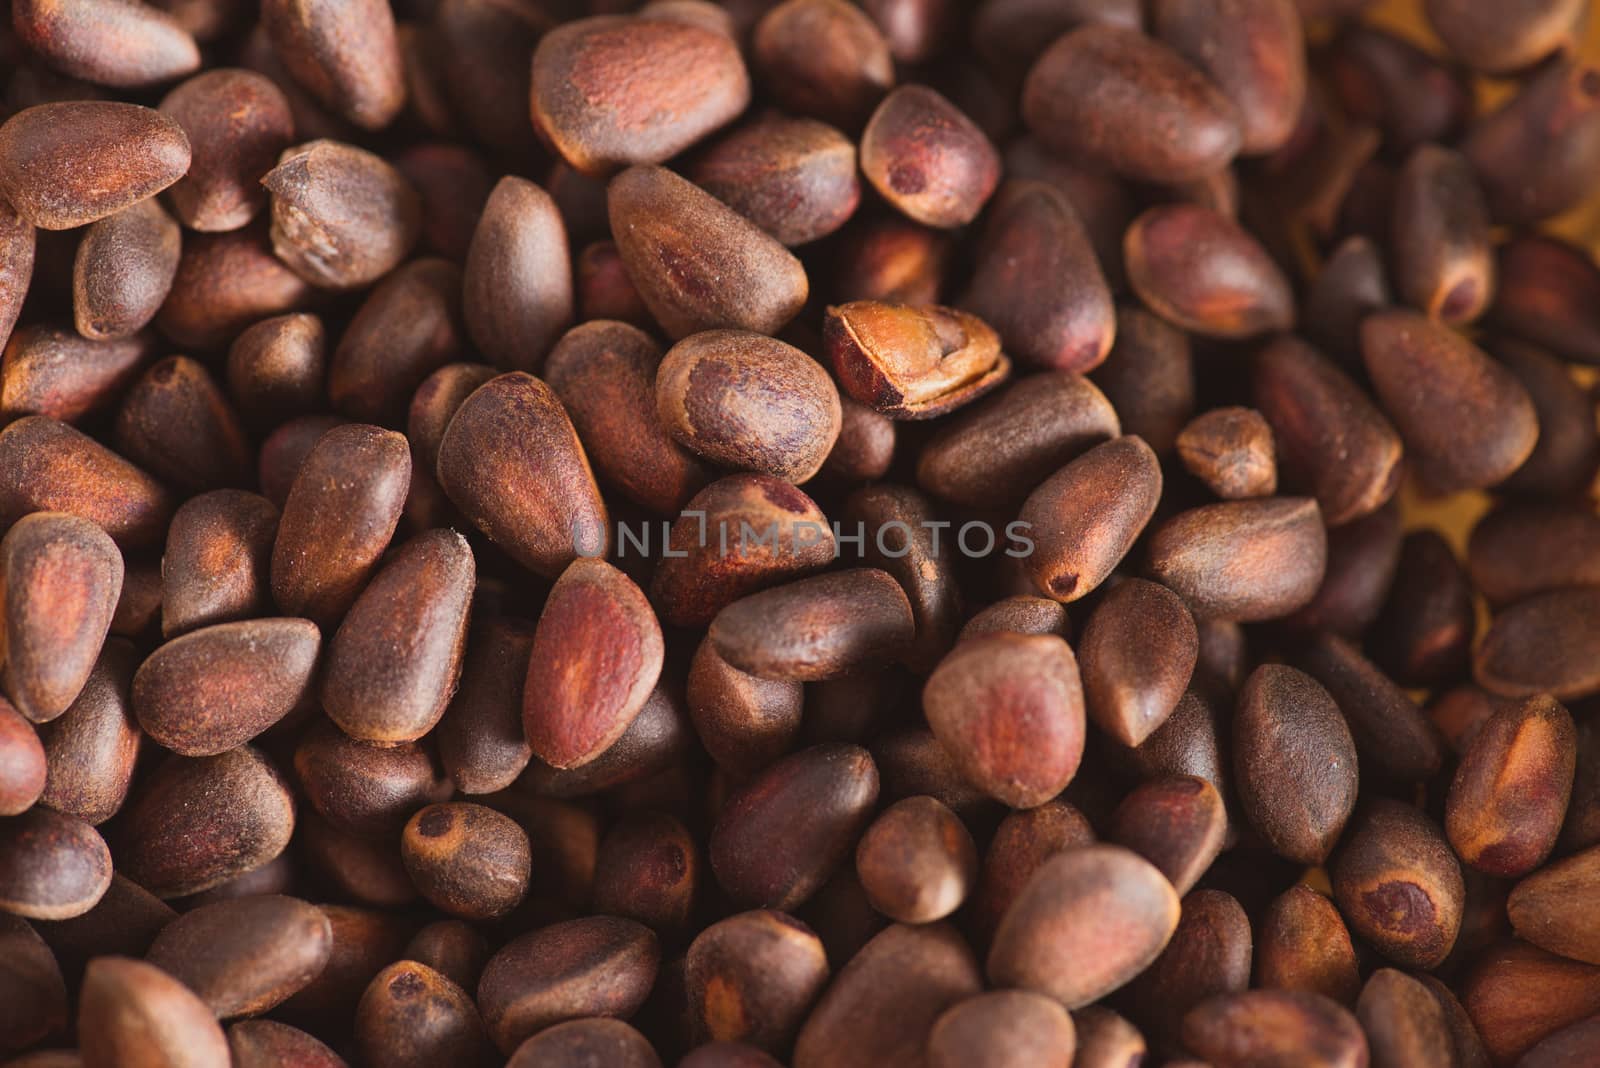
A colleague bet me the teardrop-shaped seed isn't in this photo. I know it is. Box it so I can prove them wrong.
[689,113,859,247]
[656,330,842,484]
[1459,941,1600,1065]
[1490,234,1600,366]
[117,745,295,898]
[1475,587,1600,700]
[401,802,532,921]
[1021,25,1241,183]
[0,512,124,724]
[146,895,333,1018]
[1182,989,1368,1068]
[113,355,252,492]
[437,616,536,795]
[477,916,659,1054]
[1125,888,1253,1049]
[1424,0,1583,74]
[1079,578,1197,747]
[1494,337,1600,495]
[0,807,113,920]
[156,223,315,350]
[1390,143,1494,324]
[1148,497,1327,621]
[1126,204,1294,340]
[1331,800,1464,970]
[329,258,466,425]
[1461,55,1600,224]
[1362,309,1537,491]
[0,102,191,230]
[1106,776,1228,897]
[1255,885,1361,1006]
[545,321,711,514]
[1297,633,1445,783]
[650,475,835,629]
[794,923,981,1068]
[323,529,475,745]
[859,85,999,229]
[0,325,149,426]
[1357,968,1455,1068]
[0,416,172,548]
[11,0,200,89]
[608,165,809,340]
[161,490,279,638]
[922,632,1086,809]
[260,0,405,129]
[159,68,295,232]
[134,618,320,756]
[1233,665,1358,865]
[928,990,1077,1068]
[0,698,46,817]
[710,743,879,910]
[685,910,829,1053]
[72,198,182,341]
[270,422,410,627]
[710,570,914,682]
[262,140,421,290]
[356,959,493,1068]
[1090,304,1195,455]
[524,558,663,769]
[1509,844,1600,965]
[987,845,1180,1009]
[1153,0,1307,156]
[686,637,803,777]
[533,13,749,177]
[36,640,141,825]
[917,371,1120,510]
[1445,695,1576,877]
[1017,435,1163,603]
[435,371,609,578]
[855,796,978,925]
[1248,334,1401,524]
[78,957,230,1068]
[462,176,574,374]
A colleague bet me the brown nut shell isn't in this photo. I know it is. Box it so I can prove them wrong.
[0,102,191,230]
[78,957,230,1068]
[159,68,295,232]
[793,923,981,1068]
[1445,695,1576,878]
[1331,800,1464,970]
[532,14,750,178]
[0,807,113,920]
[987,845,1181,1009]
[435,371,609,578]
[146,895,334,1018]
[477,916,660,1054]
[1018,435,1163,603]
[825,301,1009,421]
[401,802,532,921]
[133,618,320,756]
[523,558,664,769]
[656,330,842,483]
[322,529,475,745]
[710,743,880,910]
[117,745,295,898]
[0,512,124,724]
[923,631,1086,809]
[608,165,809,340]
[270,422,410,628]
[1022,25,1242,184]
